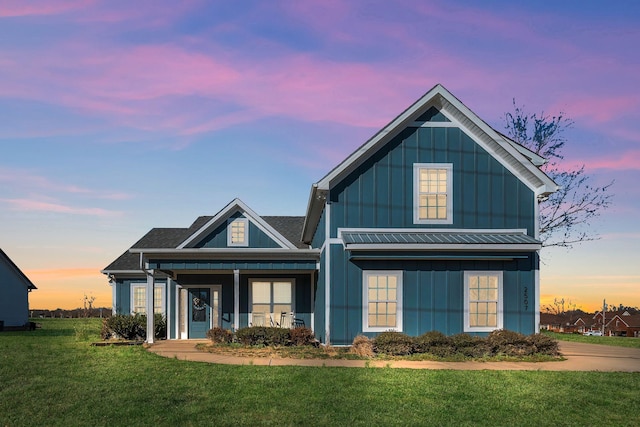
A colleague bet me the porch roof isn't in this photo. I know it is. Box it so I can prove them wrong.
[340,229,541,251]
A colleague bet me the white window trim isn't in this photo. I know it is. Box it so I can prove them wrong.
[413,163,453,225]
[362,270,403,333]
[130,282,166,316]
[464,271,503,332]
[227,218,249,247]
[248,279,296,325]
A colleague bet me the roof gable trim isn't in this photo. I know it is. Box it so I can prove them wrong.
[178,198,296,250]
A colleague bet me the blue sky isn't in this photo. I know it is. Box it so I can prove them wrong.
[1,0,638,311]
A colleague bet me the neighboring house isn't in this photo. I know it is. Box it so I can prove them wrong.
[103,84,558,344]
[605,312,640,337]
[0,248,37,330]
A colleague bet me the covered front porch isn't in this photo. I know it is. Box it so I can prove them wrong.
[135,249,319,343]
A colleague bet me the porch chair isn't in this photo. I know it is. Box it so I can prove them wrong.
[251,312,266,327]
[279,312,293,328]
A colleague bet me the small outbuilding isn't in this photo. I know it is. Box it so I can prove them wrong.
[0,248,37,330]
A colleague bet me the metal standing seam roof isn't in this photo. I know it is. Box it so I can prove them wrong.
[341,231,541,247]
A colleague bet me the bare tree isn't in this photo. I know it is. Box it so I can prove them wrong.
[504,101,614,248]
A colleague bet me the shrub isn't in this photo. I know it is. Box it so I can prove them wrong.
[235,327,291,346]
[450,333,491,358]
[206,327,233,344]
[373,331,414,356]
[414,331,451,354]
[487,329,534,356]
[350,335,375,358]
[290,327,316,346]
[101,313,166,341]
[527,333,559,355]
[102,314,145,340]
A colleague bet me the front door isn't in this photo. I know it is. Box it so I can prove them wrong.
[188,288,211,338]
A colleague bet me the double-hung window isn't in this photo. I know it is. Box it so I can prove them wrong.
[363,271,402,332]
[414,163,453,224]
[464,271,503,332]
[130,284,165,315]
[250,280,294,326]
[228,218,248,246]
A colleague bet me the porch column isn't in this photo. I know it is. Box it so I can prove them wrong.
[146,270,155,344]
[234,269,240,330]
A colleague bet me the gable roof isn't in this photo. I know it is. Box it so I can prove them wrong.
[177,198,302,250]
[0,248,37,290]
[302,83,559,243]
[102,202,308,274]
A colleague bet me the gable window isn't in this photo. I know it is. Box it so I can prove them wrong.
[131,283,165,315]
[228,218,248,246]
[464,271,503,332]
[363,271,403,332]
[414,163,453,224]
[249,280,294,326]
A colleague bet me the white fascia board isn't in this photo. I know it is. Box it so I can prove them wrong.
[100,269,146,275]
[130,248,320,260]
[178,198,296,249]
[438,95,558,197]
[314,83,557,197]
[302,184,327,244]
[315,84,447,191]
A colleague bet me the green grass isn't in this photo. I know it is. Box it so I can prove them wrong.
[544,331,640,349]
[1,319,639,426]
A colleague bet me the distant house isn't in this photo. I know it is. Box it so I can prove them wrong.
[103,84,558,344]
[605,311,640,337]
[0,248,37,330]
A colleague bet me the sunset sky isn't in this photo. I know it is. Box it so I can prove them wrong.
[1,1,638,312]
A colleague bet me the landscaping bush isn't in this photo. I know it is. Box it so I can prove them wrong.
[527,333,560,356]
[350,335,375,358]
[414,331,452,355]
[487,329,535,356]
[290,327,316,346]
[450,333,491,358]
[102,314,145,340]
[235,326,291,346]
[373,331,414,356]
[206,327,233,344]
[101,313,166,341]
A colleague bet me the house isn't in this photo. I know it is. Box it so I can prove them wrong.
[103,84,558,345]
[603,311,640,337]
[0,248,37,330]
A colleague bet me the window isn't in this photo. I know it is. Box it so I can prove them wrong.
[228,218,248,246]
[464,271,503,332]
[414,163,453,224]
[250,280,294,325]
[363,271,402,332]
[130,284,165,315]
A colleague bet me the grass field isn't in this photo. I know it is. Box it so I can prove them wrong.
[544,330,640,348]
[1,319,639,426]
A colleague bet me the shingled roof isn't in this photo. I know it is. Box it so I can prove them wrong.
[102,215,306,272]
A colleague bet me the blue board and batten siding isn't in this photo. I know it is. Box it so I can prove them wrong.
[330,127,535,235]
[321,123,540,345]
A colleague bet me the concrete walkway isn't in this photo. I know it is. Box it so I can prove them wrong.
[147,340,640,372]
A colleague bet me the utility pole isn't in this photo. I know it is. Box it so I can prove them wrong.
[602,299,607,336]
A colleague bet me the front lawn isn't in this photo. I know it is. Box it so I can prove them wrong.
[544,331,640,349]
[1,319,639,426]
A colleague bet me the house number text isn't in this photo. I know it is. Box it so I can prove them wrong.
[523,286,529,311]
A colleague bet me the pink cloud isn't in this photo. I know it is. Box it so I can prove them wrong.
[581,150,640,171]
[549,95,639,124]
[0,198,122,217]
[0,0,93,17]
[0,167,134,199]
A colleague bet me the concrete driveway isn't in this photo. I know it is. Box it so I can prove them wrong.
[148,340,640,372]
